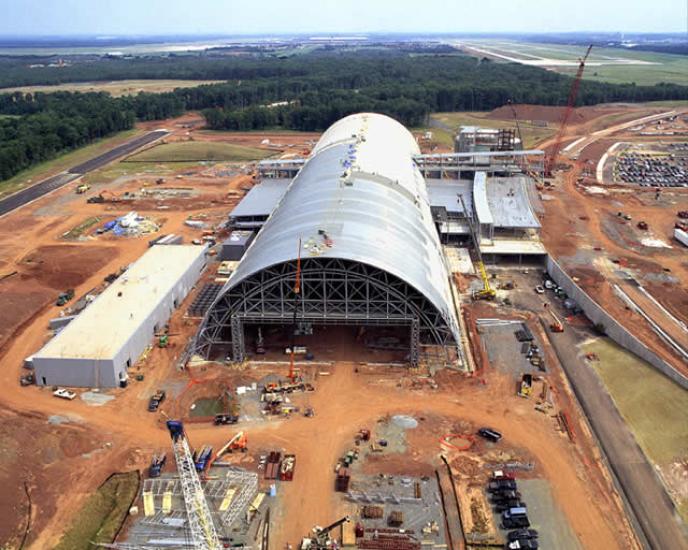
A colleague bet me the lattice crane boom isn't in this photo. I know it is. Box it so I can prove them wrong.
[167,421,221,550]
[546,44,593,175]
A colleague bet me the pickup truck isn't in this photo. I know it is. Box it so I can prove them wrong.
[148,390,166,412]
[53,388,76,400]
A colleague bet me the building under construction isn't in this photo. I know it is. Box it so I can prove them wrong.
[198,113,546,368]
[196,113,462,368]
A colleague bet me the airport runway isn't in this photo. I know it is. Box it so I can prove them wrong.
[0,129,169,218]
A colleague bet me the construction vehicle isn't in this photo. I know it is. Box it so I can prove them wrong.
[56,288,75,306]
[211,431,248,459]
[548,310,564,333]
[545,45,593,176]
[149,453,167,478]
[19,372,35,386]
[280,454,296,481]
[518,373,533,398]
[194,445,213,472]
[301,516,351,549]
[213,413,239,425]
[75,183,90,194]
[457,195,496,300]
[158,334,169,348]
[166,421,221,549]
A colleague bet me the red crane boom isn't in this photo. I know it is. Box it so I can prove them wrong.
[546,44,593,175]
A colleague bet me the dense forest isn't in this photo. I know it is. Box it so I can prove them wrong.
[2,49,688,181]
[0,92,136,180]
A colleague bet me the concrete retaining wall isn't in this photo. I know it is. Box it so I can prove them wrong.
[546,256,688,390]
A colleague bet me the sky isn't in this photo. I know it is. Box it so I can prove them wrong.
[0,0,686,36]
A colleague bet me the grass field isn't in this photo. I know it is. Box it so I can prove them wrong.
[457,39,688,86]
[430,112,555,148]
[583,338,688,521]
[125,141,275,163]
[0,79,224,97]
[583,338,688,464]
[0,128,140,199]
[54,471,139,550]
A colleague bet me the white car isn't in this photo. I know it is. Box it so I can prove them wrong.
[53,388,76,400]
[534,286,545,294]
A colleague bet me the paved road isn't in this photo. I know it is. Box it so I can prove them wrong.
[0,129,169,218]
[544,315,688,550]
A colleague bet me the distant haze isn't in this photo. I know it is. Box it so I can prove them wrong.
[1,0,685,35]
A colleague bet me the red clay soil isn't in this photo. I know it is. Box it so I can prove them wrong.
[487,104,626,125]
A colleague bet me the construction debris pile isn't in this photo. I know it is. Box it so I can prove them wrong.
[100,211,160,237]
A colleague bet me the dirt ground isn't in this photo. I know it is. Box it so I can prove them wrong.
[0,106,677,549]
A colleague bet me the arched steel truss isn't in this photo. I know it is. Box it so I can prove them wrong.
[195,258,459,367]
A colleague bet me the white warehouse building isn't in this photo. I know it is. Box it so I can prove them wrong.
[32,245,207,388]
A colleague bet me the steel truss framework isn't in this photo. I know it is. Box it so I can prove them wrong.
[195,258,459,367]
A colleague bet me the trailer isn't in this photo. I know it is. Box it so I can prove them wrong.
[675,228,688,248]
[280,454,296,481]
[265,451,281,480]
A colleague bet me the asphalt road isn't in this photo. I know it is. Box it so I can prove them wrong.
[543,314,688,550]
[0,129,168,218]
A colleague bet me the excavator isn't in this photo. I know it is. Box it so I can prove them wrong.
[301,516,350,549]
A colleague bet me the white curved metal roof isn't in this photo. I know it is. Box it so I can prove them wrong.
[227,113,460,338]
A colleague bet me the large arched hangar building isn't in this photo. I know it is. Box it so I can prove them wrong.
[196,113,462,367]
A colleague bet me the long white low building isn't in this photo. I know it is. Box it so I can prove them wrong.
[33,245,207,388]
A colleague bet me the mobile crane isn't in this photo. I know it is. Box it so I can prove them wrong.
[545,45,593,176]
[301,516,351,549]
[459,195,496,300]
[166,420,222,550]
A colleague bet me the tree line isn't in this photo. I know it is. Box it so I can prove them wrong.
[0,92,136,181]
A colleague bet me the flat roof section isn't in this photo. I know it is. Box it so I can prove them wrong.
[34,245,205,360]
[426,179,473,215]
[230,179,290,219]
[481,239,547,255]
[487,176,541,229]
[472,172,494,226]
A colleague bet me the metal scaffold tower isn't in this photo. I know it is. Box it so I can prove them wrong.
[167,421,222,550]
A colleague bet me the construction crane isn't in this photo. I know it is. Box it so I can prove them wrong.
[507,99,546,188]
[545,44,593,176]
[288,238,302,383]
[166,420,222,550]
[548,309,564,333]
[301,516,350,549]
[458,195,496,300]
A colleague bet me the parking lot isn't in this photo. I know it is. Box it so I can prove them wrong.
[614,143,688,187]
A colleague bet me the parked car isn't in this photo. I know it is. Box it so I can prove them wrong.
[534,285,545,294]
[507,538,539,550]
[491,490,521,503]
[478,427,502,443]
[495,500,526,513]
[214,414,239,425]
[488,479,517,492]
[502,507,530,529]
[507,529,539,542]
[148,390,166,412]
[53,388,76,400]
